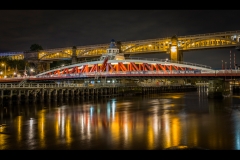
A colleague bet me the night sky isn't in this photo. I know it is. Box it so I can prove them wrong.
[0,10,240,69]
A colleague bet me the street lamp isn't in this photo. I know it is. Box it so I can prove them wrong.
[1,63,6,78]
[30,68,34,76]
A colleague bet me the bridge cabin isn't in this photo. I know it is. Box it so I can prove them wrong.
[100,39,125,61]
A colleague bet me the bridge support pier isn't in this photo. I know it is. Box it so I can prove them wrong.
[0,90,3,103]
[75,89,79,99]
[71,90,74,99]
[25,90,29,103]
[47,90,51,102]
[32,90,37,102]
[53,90,58,101]
[8,90,13,103]
[72,46,77,64]
[40,89,44,102]
[17,90,21,103]
[170,35,183,62]
[59,90,63,101]
[65,90,69,101]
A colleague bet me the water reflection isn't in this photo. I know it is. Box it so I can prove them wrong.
[1,87,240,149]
[38,110,45,148]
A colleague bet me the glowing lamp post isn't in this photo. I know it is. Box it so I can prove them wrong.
[171,46,177,52]
[30,68,34,76]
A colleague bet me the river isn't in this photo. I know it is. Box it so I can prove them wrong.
[1,86,240,150]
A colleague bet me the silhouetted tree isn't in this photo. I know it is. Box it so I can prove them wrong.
[30,44,43,51]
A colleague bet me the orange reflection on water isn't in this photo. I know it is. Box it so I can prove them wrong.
[110,112,120,145]
[65,115,72,145]
[55,112,59,138]
[17,116,22,142]
[171,118,180,147]
[0,126,7,149]
[189,117,198,146]
[38,110,45,148]
[147,117,154,150]
[162,114,171,148]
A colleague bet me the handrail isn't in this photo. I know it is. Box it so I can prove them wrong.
[35,69,240,78]
[1,69,240,82]
[0,83,124,89]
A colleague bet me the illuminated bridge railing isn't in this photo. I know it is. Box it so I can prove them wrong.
[0,83,121,88]
[179,30,240,38]
[36,70,240,78]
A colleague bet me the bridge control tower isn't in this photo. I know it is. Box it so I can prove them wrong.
[100,39,125,61]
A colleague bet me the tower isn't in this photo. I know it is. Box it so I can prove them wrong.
[170,35,183,62]
[100,39,124,60]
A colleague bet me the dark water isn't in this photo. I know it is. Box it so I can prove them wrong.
[1,86,240,150]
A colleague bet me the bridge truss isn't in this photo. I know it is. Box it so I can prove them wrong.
[32,30,240,61]
[36,58,213,78]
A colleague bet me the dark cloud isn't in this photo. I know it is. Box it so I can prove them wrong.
[0,10,240,68]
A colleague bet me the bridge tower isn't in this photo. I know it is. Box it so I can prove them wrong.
[116,41,122,53]
[170,35,183,62]
[72,46,77,64]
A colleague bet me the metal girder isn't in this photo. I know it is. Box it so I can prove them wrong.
[36,60,207,77]
[18,30,240,61]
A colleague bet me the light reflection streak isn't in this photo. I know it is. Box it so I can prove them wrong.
[233,112,240,150]
[236,132,240,150]
[17,116,22,142]
[87,115,91,140]
[192,118,198,146]
[0,125,7,149]
[107,102,111,120]
[124,112,128,147]
[112,101,116,120]
[56,112,60,138]
[81,115,84,135]
[38,111,45,148]
[153,113,159,140]
[90,107,93,119]
[61,113,65,137]
[66,115,72,145]
[147,117,154,150]
[172,118,180,146]
[163,114,171,148]
[29,119,34,140]
[111,112,119,146]
[55,119,59,138]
